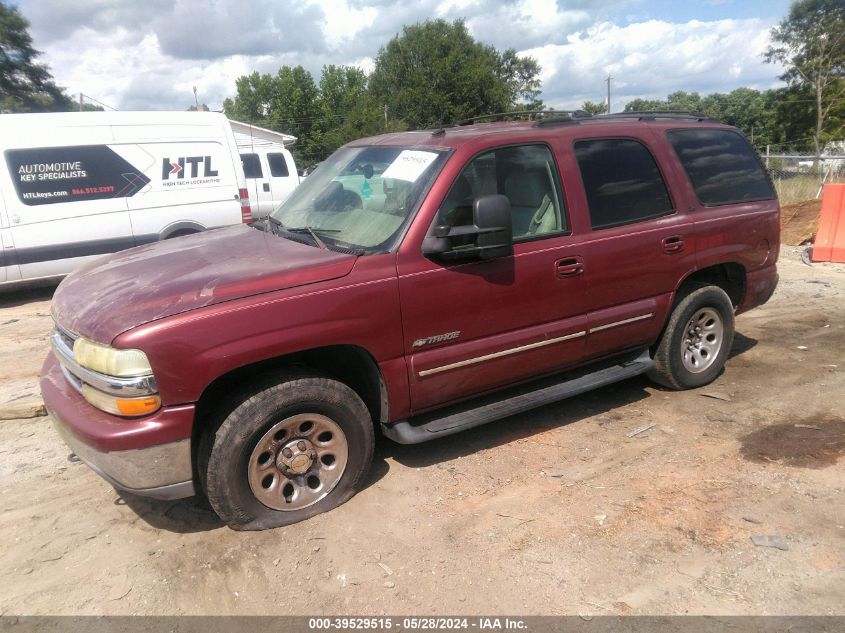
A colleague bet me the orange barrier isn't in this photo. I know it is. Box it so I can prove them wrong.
[812,184,845,263]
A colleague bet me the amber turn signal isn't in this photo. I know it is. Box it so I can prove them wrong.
[81,384,161,417]
[116,397,162,417]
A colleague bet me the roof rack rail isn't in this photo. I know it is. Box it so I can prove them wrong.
[533,110,594,128]
[596,111,717,122]
[455,110,586,126]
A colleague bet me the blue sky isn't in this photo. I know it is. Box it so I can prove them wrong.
[15,0,793,112]
[616,0,792,22]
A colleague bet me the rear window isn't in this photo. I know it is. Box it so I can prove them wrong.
[574,138,674,230]
[267,153,290,178]
[667,129,775,206]
[241,153,263,179]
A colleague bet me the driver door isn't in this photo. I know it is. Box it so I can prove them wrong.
[397,143,590,413]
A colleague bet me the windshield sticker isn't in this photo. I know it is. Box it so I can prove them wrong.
[381,150,438,182]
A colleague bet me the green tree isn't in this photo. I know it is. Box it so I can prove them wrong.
[267,65,319,140]
[497,49,543,110]
[624,91,704,113]
[701,88,776,145]
[310,65,405,161]
[369,19,542,129]
[0,1,71,112]
[765,0,845,152]
[223,66,322,163]
[580,100,607,115]
[224,64,404,164]
[223,72,275,124]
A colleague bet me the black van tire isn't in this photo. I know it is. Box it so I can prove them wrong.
[200,372,374,531]
[648,286,735,390]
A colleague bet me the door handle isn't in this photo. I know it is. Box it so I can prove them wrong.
[662,236,685,253]
[555,257,584,278]
[262,183,270,192]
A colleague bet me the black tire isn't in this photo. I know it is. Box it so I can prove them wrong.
[648,285,735,390]
[200,371,374,531]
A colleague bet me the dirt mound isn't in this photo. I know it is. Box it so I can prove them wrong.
[781,199,821,245]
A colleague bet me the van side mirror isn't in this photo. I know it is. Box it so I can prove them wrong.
[422,194,513,260]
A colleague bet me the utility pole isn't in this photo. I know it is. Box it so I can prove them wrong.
[606,75,612,114]
[383,104,388,130]
[79,92,83,112]
[193,86,199,109]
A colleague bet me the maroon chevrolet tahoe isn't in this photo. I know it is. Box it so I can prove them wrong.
[41,112,779,530]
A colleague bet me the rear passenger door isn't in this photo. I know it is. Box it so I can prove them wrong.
[571,136,697,360]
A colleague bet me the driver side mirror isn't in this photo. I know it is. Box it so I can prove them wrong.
[423,194,513,260]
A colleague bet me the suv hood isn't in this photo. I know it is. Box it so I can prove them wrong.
[52,225,357,343]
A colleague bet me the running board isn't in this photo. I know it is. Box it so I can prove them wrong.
[382,349,653,445]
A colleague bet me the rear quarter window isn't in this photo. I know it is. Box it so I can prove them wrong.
[667,129,775,206]
[267,153,290,178]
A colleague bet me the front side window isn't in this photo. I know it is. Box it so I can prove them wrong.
[437,144,566,240]
[271,146,448,252]
[241,153,263,179]
[667,129,775,206]
[575,138,674,230]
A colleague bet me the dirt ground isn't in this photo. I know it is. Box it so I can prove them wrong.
[781,199,822,246]
[0,246,843,617]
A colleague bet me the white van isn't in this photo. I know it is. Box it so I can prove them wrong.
[0,111,252,288]
[230,120,300,220]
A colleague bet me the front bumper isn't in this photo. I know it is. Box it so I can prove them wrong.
[41,352,196,500]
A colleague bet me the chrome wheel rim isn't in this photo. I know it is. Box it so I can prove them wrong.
[247,413,348,511]
[682,307,724,373]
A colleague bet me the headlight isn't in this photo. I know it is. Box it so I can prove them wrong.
[73,337,153,377]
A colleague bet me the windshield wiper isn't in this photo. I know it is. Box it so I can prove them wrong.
[267,216,283,235]
[285,226,342,250]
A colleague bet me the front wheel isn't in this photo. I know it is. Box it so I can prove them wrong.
[648,286,735,390]
[200,372,374,530]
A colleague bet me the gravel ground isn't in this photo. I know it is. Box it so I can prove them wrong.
[0,246,843,616]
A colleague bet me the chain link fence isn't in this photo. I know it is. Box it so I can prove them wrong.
[760,147,845,205]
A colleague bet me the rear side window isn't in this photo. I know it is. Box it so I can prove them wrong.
[667,129,775,206]
[267,153,290,177]
[241,153,262,178]
[574,138,674,230]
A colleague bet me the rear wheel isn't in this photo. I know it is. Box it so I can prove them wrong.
[648,286,735,390]
[200,372,374,530]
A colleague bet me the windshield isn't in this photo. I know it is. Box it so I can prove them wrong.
[270,146,448,252]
